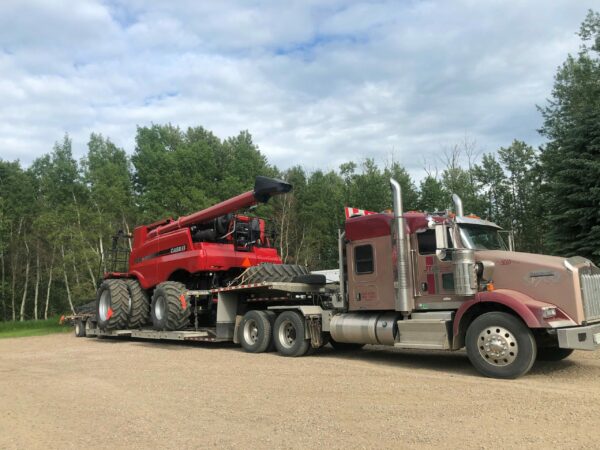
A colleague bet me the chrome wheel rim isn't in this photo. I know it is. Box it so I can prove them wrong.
[155,297,166,321]
[278,319,296,349]
[99,290,111,321]
[477,326,518,366]
[243,319,259,344]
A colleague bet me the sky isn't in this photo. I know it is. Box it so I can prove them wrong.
[0,0,596,180]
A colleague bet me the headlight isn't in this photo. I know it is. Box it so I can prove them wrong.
[541,307,557,319]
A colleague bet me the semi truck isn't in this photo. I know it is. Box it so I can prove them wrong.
[66,176,600,379]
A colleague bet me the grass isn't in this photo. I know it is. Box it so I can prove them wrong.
[0,316,72,339]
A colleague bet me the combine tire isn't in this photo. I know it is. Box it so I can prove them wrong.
[466,312,536,379]
[239,310,272,353]
[96,279,129,330]
[273,311,310,357]
[238,264,310,284]
[74,320,86,337]
[125,279,150,328]
[151,282,190,331]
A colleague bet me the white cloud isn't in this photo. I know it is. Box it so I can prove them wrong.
[0,0,595,179]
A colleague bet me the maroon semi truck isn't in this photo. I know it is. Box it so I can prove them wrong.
[70,178,600,379]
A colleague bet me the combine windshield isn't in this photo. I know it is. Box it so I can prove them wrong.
[459,225,507,251]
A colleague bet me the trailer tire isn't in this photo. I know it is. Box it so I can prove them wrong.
[96,279,129,330]
[239,310,272,353]
[264,310,277,352]
[536,347,574,361]
[85,319,96,337]
[151,282,190,331]
[125,279,150,328]
[466,312,536,379]
[273,311,310,357]
[75,320,86,337]
[329,339,364,352]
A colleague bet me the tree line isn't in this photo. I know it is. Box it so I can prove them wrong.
[1,11,599,322]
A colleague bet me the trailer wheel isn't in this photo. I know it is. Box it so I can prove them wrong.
[151,282,190,331]
[96,279,129,330]
[125,279,150,328]
[264,311,277,352]
[536,347,574,361]
[466,312,536,379]
[273,311,310,357]
[239,310,272,353]
[85,319,96,337]
[74,320,86,337]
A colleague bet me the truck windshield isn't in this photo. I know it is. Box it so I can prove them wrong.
[459,225,507,251]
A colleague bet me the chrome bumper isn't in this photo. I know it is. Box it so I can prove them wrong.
[557,323,600,351]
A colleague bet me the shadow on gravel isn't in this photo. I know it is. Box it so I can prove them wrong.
[312,345,478,377]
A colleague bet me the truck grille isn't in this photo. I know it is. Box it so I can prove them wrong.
[580,272,600,323]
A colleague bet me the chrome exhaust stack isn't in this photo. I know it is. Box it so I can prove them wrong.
[452,193,464,216]
[390,178,413,315]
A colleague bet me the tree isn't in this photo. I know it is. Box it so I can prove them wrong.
[540,10,600,260]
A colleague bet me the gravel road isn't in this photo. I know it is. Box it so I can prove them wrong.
[1,333,599,449]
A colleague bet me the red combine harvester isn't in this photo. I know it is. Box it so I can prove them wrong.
[96,176,296,333]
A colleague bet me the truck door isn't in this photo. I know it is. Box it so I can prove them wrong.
[414,229,461,306]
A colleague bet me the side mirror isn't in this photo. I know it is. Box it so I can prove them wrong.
[435,223,448,260]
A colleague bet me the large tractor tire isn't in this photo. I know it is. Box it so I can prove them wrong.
[96,279,129,330]
[238,264,310,284]
[239,310,272,353]
[124,279,150,328]
[150,282,190,331]
[466,312,537,379]
[273,311,311,357]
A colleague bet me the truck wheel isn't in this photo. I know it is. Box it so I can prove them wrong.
[537,347,574,361]
[466,312,537,379]
[273,311,310,357]
[151,282,190,331]
[125,279,150,328]
[329,339,364,352]
[239,310,272,353]
[75,320,86,337]
[96,279,129,330]
[264,311,277,352]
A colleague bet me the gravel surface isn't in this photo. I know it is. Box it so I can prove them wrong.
[1,333,600,449]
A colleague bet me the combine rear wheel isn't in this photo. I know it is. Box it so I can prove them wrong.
[151,282,190,331]
[239,310,272,353]
[125,279,150,328]
[237,264,310,284]
[273,311,310,357]
[96,279,129,330]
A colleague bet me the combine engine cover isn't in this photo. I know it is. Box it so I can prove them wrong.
[127,176,291,290]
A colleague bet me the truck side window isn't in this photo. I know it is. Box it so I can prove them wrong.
[417,230,436,255]
[354,245,374,274]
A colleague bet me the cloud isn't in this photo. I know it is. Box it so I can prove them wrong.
[0,0,595,179]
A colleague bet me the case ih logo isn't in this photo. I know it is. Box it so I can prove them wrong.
[134,245,187,263]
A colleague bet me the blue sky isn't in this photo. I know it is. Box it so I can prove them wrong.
[0,0,596,180]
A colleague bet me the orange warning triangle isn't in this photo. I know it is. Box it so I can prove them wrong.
[242,257,251,268]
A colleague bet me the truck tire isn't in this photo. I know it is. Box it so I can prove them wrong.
[239,310,272,353]
[536,347,574,361]
[96,279,129,330]
[74,319,86,337]
[125,279,150,328]
[151,282,190,331]
[264,310,277,352]
[466,312,537,379]
[273,311,310,357]
[329,339,364,352]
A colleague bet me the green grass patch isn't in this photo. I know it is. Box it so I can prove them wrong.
[0,316,72,339]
